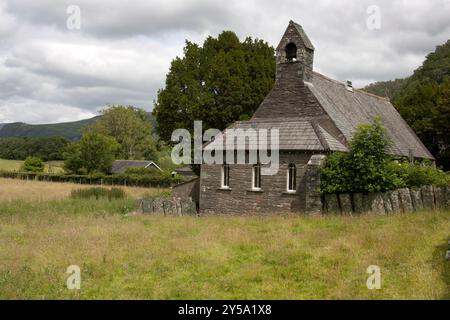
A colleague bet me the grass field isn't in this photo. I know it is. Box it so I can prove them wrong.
[0,159,64,173]
[0,178,449,299]
[0,178,164,201]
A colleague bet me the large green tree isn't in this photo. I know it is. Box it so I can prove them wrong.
[153,31,276,142]
[90,105,156,160]
[63,132,120,174]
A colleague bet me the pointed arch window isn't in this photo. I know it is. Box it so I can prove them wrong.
[287,163,297,192]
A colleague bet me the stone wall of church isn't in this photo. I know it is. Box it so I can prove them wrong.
[251,64,326,120]
[199,152,323,214]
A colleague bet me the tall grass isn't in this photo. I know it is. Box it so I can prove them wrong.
[0,178,169,201]
[70,187,126,200]
[0,201,449,299]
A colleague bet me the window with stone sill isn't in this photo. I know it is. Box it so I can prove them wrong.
[287,163,296,192]
[252,163,262,190]
[221,164,230,189]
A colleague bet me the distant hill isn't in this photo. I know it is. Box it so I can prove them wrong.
[0,112,158,140]
[0,117,100,140]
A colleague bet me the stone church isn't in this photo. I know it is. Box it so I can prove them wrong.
[198,20,434,214]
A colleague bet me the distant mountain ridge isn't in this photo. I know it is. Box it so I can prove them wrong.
[0,112,157,140]
[0,117,101,140]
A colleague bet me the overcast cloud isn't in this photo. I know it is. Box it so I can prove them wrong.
[0,0,449,123]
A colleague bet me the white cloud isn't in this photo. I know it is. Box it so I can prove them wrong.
[0,0,449,123]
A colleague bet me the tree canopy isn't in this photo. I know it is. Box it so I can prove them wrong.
[153,31,276,142]
[0,136,68,161]
[364,39,450,170]
[63,132,120,174]
[90,105,156,160]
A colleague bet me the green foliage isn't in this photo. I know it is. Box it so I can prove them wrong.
[319,152,352,194]
[0,136,69,161]
[124,167,159,175]
[70,187,126,200]
[363,78,406,100]
[389,161,449,188]
[320,120,405,194]
[121,167,184,185]
[63,132,120,174]
[154,31,276,142]
[365,39,450,170]
[395,78,450,171]
[90,105,157,160]
[0,170,182,188]
[62,142,83,174]
[321,120,449,194]
[21,156,44,173]
[154,142,179,172]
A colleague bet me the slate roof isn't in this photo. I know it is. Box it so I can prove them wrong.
[174,166,197,177]
[204,119,347,152]
[111,160,162,174]
[308,73,434,159]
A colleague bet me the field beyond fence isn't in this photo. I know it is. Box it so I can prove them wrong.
[0,170,183,188]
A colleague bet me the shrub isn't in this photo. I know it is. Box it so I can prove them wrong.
[320,119,404,194]
[0,170,184,188]
[22,156,45,173]
[124,167,160,175]
[389,161,449,188]
[70,187,126,200]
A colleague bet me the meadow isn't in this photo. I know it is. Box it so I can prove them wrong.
[0,178,449,299]
[0,159,64,174]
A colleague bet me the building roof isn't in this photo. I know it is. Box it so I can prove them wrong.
[203,21,433,161]
[291,21,314,51]
[308,72,434,159]
[204,72,433,159]
[111,160,162,174]
[204,118,347,152]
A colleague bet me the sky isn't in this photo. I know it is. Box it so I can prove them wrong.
[0,0,449,124]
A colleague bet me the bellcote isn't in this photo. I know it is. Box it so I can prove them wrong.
[276,20,314,82]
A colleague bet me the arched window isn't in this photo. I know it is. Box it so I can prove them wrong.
[287,163,296,192]
[221,164,230,188]
[252,163,261,190]
[285,42,297,61]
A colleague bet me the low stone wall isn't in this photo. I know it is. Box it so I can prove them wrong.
[137,197,197,216]
[323,185,450,214]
